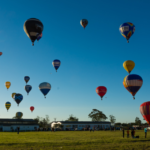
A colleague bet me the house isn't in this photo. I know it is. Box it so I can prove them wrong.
[51,121,111,130]
[0,119,39,131]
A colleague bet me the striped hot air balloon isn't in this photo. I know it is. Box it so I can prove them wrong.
[140,102,150,125]
[124,74,143,99]
[5,102,11,111]
[16,112,23,119]
[39,82,51,98]
[52,59,61,72]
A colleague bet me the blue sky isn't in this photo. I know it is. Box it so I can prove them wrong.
[0,0,149,123]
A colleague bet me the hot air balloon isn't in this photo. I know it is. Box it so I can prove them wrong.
[24,18,44,46]
[96,86,107,100]
[123,60,135,74]
[37,33,42,41]
[123,74,143,99]
[30,106,34,112]
[0,52,2,56]
[80,19,88,29]
[25,85,32,95]
[52,59,61,72]
[119,22,135,43]
[140,102,150,125]
[5,82,11,90]
[39,82,51,98]
[14,94,23,106]
[24,76,30,84]
[5,102,11,111]
[12,93,16,98]
[16,112,23,119]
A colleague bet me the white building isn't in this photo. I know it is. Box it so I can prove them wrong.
[0,119,39,131]
[51,121,111,130]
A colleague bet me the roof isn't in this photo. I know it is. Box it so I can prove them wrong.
[50,121,111,124]
[0,119,37,122]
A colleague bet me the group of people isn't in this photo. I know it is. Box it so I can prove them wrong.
[122,128,148,138]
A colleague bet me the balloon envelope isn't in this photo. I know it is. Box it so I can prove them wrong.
[52,59,61,72]
[119,22,135,42]
[12,93,16,98]
[25,85,32,95]
[5,102,11,111]
[0,52,2,56]
[16,112,23,119]
[96,86,107,100]
[5,82,11,89]
[30,106,34,112]
[14,94,23,106]
[140,101,150,125]
[80,19,88,28]
[24,76,30,84]
[39,82,51,98]
[24,18,43,45]
[123,60,135,74]
[124,74,143,99]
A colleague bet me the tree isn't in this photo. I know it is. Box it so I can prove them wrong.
[88,109,107,121]
[66,114,78,121]
[109,115,116,124]
[34,115,50,128]
[135,117,141,125]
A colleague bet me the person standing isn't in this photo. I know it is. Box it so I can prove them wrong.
[17,127,20,134]
[144,128,147,138]
[127,129,129,138]
[122,128,124,138]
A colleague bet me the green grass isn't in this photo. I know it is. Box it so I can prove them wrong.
[0,130,150,150]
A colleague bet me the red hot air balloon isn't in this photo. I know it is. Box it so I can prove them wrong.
[0,52,2,56]
[30,106,34,112]
[96,86,107,100]
[140,102,150,125]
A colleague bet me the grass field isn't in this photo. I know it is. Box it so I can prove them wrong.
[0,130,150,150]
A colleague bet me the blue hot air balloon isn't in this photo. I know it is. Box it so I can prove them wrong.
[52,59,61,72]
[24,76,30,84]
[124,74,143,99]
[39,82,51,98]
[119,22,135,43]
[25,85,32,95]
[14,94,23,106]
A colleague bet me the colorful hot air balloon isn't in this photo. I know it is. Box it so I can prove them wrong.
[16,112,23,119]
[24,18,44,46]
[80,19,88,29]
[123,74,143,99]
[123,60,135,74]
[96,86,107,100]
[14,94,23,106]
[39,82,51,98]
[0,52,2,56]
[119,22,135,43]
[37,33,42,41]
[25,85,32,95]
[30,106,34,112]
[5,102,11,111]
[52,59,61,72]
[12,93,16,98]
[140,102,150,125]
[5,82,11,90]
[24,76,30,84]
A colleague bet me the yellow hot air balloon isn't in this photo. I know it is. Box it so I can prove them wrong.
[123,60,135,74]
[5,81,11,90]
[5,102,11,111]
[12,93,16,98]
